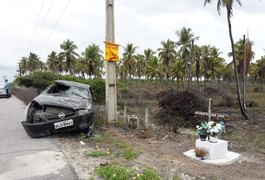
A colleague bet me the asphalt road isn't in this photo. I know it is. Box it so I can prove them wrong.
[0,96,78,180]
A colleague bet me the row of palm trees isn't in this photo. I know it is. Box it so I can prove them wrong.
[18,0,265,120]
[18,39,104,79]
[18,35,265,88]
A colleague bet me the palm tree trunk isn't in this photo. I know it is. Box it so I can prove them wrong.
[226,6,248,120]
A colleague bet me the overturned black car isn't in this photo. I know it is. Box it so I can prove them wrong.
[22,80,95,138]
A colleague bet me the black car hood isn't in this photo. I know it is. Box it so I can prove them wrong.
[34,93,89,110]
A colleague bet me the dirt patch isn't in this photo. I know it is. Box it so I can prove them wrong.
[55,121,265,180]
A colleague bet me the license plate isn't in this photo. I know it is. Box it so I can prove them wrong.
[54,119,74,129]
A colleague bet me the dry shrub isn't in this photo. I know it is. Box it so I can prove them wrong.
[203,87,234,107]
[156,89,207,132]
[195,147,208,158]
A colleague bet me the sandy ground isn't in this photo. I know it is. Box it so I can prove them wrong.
[55,122,265,180]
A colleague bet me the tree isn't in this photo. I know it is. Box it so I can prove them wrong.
[81,44,104,79]
[27,52,43,72]
[228,38,254,107]
[46,51,64,73]
[19,57,28,75]
[59,39,79,75]
[228,38,254,83]
[157,39,177,80]
[201,45,211,85]
[145,56,162,81]
[193,45,202,87]
[170,59,185,89]
[204,0,248,119]
[222,64,234,84]
[209,46,224,81]
[143,48,155,62]
[122,43,138,80]
[252,57,265,91]
[176,27,198,90]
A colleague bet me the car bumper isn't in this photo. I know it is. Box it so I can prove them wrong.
[21,112,94,138]
[0,92,8,97]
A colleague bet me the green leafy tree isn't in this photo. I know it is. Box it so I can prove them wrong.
[170,59,185,89]
[27,52,43,72]
[176,27,198,90]
[201,45,211,85]
[59,39,79,75]
[122,43,138,80]
[47,51,61,73]
[204,0,248,119]
[81,44,104,79]
[157,39,177,80]
[146,56,162,81]
[252,57,265,91]
[144,48,156,62]
[18,57,28,75]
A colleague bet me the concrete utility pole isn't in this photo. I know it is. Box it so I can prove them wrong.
[105,0,117,122]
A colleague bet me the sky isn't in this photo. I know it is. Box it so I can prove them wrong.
[1,0,265,81]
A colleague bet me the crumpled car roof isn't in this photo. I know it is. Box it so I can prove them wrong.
[55,80,90,88]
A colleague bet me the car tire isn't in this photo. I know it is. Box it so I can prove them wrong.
[85,122,94,138]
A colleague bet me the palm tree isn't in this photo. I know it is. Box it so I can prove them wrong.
[143,48,155,62]
[176,27,198,90]
[47,51,59,73]
[81,44,104,79]
[201,45,211,85]
[222,64,234,84]
[170,59,185,89]
[157,39,177,80]
[19,57,28,75]
[253,57,265,91]
[135,54,145,80]
[193,45,202,87]
[145,56,162,81]
[228,38,254,108]
[27,52,42,72]
[204,0,248,119]
[59,39,79,75]
[143,48,156,79]
[122,43,138,80]
[76,57,88,78]
[209,47,224,81]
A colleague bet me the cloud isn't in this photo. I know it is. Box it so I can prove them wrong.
[0,0,265,71]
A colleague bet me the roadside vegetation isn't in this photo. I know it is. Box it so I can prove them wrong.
[11,0,265,179]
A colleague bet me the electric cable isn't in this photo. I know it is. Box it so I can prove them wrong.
[40,0,71,52]
[31,0,54,52]
[26,0,46,53]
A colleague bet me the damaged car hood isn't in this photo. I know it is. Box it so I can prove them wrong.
[34,93,89,110]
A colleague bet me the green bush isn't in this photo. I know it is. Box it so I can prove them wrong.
[16,71,60,91]
[89,80,105,104]
[14,71,106,104]
[96,165,131,180]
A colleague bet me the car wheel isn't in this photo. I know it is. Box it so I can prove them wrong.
[86,122,94,138]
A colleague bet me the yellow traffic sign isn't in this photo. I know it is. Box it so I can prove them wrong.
[105,41,119,62]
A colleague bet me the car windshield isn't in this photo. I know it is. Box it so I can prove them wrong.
[66,86,89,99]
[46,83,90,99]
